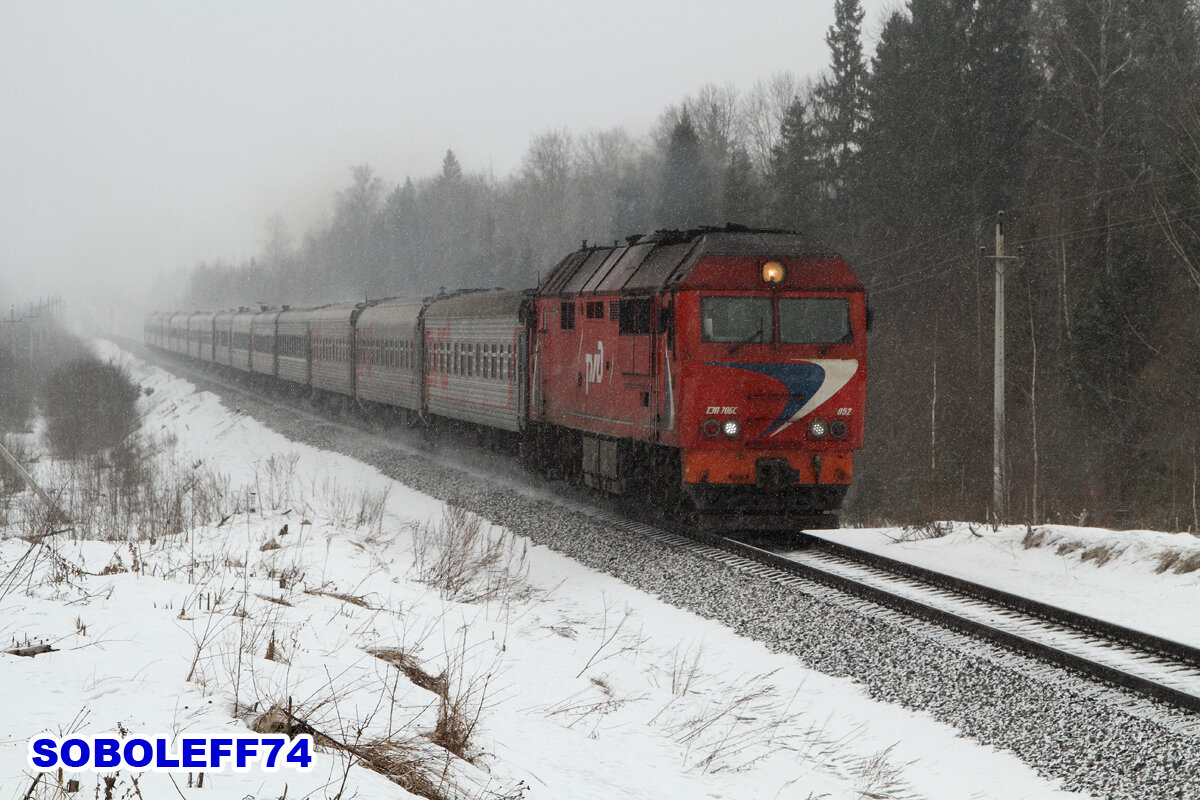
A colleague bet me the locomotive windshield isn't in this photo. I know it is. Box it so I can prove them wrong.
[700,296,851,344]
[779,298,851,344]
[700,297,773,343]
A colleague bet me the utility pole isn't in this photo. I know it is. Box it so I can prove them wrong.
[985,212,1020,522]
[994,216,1006,521]
[0,440,70,528]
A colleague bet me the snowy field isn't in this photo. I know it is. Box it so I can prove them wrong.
[9,343,1192,798]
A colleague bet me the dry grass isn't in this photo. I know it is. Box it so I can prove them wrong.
[1021,525,1049,549]
[1080,544,1121,566]
[371,647,449,697]
[305,588,374,608]
[1165,551,1200,574]
[889,520,952,542]
[1155,551,1181,573]
[411,503,530,605]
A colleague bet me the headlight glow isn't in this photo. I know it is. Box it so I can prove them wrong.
[761,260,787,285]
[809,419,828,438]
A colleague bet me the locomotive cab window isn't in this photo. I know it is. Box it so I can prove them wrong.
[779,298,851,344]
[700,297,773,343]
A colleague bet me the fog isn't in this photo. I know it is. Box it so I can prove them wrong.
[0,0,889,328]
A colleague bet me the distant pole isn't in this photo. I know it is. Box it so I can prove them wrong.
[0,440,70,527]
[986,213,1022,521]
[993,214,1006,521]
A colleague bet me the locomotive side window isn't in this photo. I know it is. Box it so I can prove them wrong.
[560,301,575,330]
[618,298,652,335]
[779,298,851,344]
[700,297,772,343]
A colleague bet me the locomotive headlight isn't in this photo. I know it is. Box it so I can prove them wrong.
[829,419,849,439]
[722,419,741,438]
[701,418,720,438]
[809,419,828,438]
[761,260,787,285]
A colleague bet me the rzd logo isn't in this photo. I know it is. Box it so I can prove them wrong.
[584,341,605,394]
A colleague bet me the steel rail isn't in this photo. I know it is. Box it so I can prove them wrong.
[803,534,1200,667]
[698,530,1200,715]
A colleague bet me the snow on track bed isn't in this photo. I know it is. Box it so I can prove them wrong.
[128,343,1200,799]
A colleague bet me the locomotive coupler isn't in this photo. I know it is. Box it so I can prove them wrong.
[755,458,799,490]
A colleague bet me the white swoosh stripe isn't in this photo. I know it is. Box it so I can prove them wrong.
[768,359,859,438]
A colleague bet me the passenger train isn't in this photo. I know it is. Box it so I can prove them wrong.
[147,226,868,531]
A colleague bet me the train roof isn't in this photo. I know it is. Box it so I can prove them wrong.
[425,288,528,318]
[537,226,852,296]
[356,297,427,328]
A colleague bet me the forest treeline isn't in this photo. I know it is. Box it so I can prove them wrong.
[173,0,1200,531]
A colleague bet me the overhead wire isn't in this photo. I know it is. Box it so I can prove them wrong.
[855,169,1198,291]
[867,202,1200,296]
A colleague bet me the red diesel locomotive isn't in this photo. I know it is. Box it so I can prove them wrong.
[147,226,867,531]
[526,227,867,529]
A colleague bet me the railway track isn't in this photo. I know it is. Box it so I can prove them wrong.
[131,340,1200,722]
[604,510,1200,718]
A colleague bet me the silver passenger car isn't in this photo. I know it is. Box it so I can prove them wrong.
[423,290,527,432]
[355,298,425,412]
[308,303,364,396]
[212,312,235,366]
[250,309,282,376]
[189,312,216,361]
[231,310,256,372]
[167,312,190,355]
[144,312,167,349]
[276,307,311,386]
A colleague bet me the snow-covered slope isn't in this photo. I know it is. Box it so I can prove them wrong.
[0,344,1113,799]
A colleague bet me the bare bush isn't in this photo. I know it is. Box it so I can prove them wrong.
[0,350,35,433]
[40,357,140,459]
[411,504,530,604]
[45,444,231,542]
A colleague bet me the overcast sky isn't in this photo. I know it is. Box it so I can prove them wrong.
[0,0,892,315]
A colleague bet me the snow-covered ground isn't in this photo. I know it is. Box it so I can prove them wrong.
[808,522,1200,650]
[9,343,1192,798]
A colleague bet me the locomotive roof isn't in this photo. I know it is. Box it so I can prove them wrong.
[537,227,849,296]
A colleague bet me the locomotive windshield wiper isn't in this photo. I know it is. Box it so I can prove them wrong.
[728,326,764,355]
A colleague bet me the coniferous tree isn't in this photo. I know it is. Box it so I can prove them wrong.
[964,0,1035,219]
[657,110,708,228]
[769,96,823,232]
[723,146,760,225]
[814,0,869,211]
[441,149,463,182]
